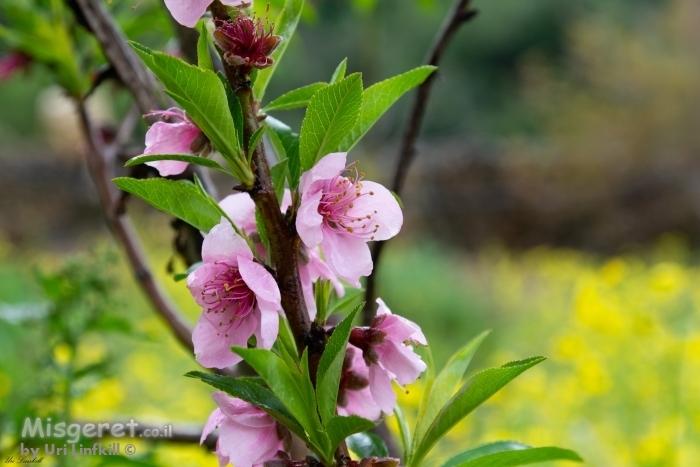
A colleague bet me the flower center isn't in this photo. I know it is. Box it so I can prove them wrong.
[318,163,380,240]
[201,263,256,335]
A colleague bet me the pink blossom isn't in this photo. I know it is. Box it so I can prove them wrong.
[218,191,344,320]
[201,391,288,467]
[143,108,207,176]
[296,153,402,287]
[0,51,30,81]
[349,299,427,414]
[164,0,251,28]
[188,218,281,369]
[337,345,381,421]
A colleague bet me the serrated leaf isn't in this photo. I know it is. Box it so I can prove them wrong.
[414,331,490,445]
[113,177,221,232]
[443,445,583,467]
[253,0,304,101]
[347,432,390,459]
[263,82,328,113]
[331,58,348,84]
[339,66,437,152]
[125,154,233,175]
[217,72,244,145]
[327,415,376,454]
[267,117,301,188]
[197,21,214,71]
[270,158,289,204]
[299,74,363,174]
[410,357,547,467]
[316,304,361,424]
[184,371,308,442]
[248,123,268,162]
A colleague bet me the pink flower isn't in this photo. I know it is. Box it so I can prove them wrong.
[296,153,403,287]
[337,345,381,421]
[164,0,251,28]
[0,51,30,81]
[201,391,289,467]
[143,108,208,176]
[218,191,344,320]
[349,299,427,414]
[187,218,281,369]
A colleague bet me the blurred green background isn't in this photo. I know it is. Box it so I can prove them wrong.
[1,0,700,466]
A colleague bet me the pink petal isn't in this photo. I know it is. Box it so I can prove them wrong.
[238,256,281,306]
[376,340,426,386]
[163,0,214,27]
[281,188,293,212]
[321,233,372,287]
[307,247,345,297]
[340,387,382,421]
[219,193,257,235]
[299,152,347,194]
[218,419,280,467]
[186,262,228,310]
[211,392,274,428]
[347,181,402,241]
[201,408,225,444]
[369,364,397,414]
[298,261,317,321]
[296,190,324,248]
[253,305,279,350]
[202,218,253,264]
[145,160,190,177]
[192,313,257,369]
[375,299,427,345]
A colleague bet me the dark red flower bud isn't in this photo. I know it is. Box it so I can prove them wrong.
[213,12,282,76]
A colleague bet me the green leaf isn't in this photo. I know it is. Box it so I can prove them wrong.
[327,416,376,454]
[316,304,361,425]
[276,316,300,368]
[331,58,348,84]
[197,21,214,71]
[270,158,289,204]
[414,331,490,445]
[410,357,547,467]
[217,72,245,145]
[263,83,328,113]
[184,371,308,442]
[347,432,390,458]
[113,177,222,232]
[314,279,332,324]
[443,445,583,467]
[130,42,251,182]
[300,74,363,174]
[442,442,530,467]
[328,286,365,314]
[267,117,301,188]
[248,123,268,162]
[394,405,412,457]
[125,154,234,176]
[231,347,325,451]
[255,208,270,257]
[252,0,304,101]
[339,66,437,152]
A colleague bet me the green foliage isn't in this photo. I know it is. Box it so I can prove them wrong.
[326,415,376,452]
[299,73,363,175]
[442,444,583,467]
[130,42,253,184]
[248,123,269,163]
[316,305,361,424]
[331,58,348,84]
[113,177,222,233]
[347,432,390,458]
[339,66,437,152]
[196,21,214,71]
[263,82,328,113]
[409,357,547,467]
[267,117,301,188]
[125,154,234,176]
[270,158,289,204]
[253,0,305,102]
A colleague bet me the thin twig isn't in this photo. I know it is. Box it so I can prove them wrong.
[363,0,478,324]
[77,420,217,450]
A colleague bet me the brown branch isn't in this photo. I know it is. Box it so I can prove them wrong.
[77,420,217,450]
[363,0,478,324]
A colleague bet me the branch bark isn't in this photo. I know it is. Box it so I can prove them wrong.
[363,0,478,324]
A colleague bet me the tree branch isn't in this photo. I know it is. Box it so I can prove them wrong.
[363,0,478,324]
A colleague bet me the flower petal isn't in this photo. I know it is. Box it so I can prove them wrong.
[219,193,257,235]
[238,256,281,306]
[322,233,372,287]
[369,364,397,414]
[212,392,274,428]
[375,299,427,345]
[217,419,280,467]
[376,340,426,385]
[347,181,402,241]
[163,0,214,27]
[296,190,324,248]
[253,304,280,350]
[202,218,253,264]
[200,408,225,444]
[299,152,347,195]
[340,387,382,421]
[192,313,257,369]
